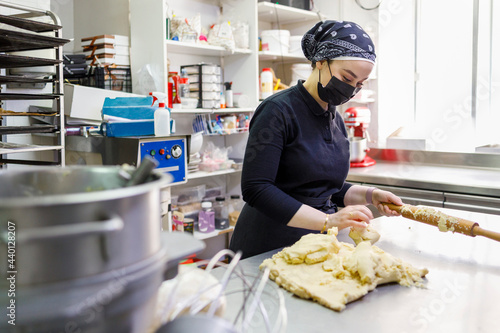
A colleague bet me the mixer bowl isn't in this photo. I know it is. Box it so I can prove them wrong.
[349,137,368,163]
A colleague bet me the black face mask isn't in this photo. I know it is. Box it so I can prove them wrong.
[317,64,361,106]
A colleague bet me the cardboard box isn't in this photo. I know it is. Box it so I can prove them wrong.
[64,83,141,122]
[81,34,129,47]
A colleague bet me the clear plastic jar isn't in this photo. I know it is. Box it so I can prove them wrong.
[228,194,243,213]
[228,194,243,226]
[213,196,229,230]
[198,201,215,233]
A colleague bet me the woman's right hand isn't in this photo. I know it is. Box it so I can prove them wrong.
[328,205,373,230]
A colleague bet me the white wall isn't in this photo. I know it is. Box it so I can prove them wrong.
[50,0,74,52]
[53,0,130,53]
[377,0,415,146]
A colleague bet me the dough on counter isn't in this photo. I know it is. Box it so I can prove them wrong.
[260,227,428,312]
[349,224,381,245]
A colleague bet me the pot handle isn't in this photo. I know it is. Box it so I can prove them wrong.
[2,215,124,243]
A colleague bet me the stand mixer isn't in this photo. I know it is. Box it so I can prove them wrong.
[343,106,376,167]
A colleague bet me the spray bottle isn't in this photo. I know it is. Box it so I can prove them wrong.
[224,82,233,108]
[150,92,170,136]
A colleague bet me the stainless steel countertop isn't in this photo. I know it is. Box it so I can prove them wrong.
[347,161,500,197]
[218,208,500,333]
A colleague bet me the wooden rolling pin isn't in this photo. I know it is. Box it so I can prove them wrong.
[383,203,500,242]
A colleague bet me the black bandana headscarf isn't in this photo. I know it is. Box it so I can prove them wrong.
[301,20,376,63]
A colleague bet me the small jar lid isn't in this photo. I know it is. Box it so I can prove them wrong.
[201,201,212,208]
[215,196,226,201]
[230,194,241,199]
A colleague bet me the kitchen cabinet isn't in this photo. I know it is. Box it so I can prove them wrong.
[0,1,68,168]
[443,192,500,216]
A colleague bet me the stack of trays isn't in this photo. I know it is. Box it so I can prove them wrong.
[81,34,130,66]
[63,54,87,78]
[181,63,222,109]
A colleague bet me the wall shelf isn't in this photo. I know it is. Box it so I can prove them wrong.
[166,40,251,57]
[187,168,241,180]
[257,2,323,25]
[170,107,254,115]
[194,226,234,241]
[259,51,307,62]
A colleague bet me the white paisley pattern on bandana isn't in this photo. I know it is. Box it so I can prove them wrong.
[301,20,376,63]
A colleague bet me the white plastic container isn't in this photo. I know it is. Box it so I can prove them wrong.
[261,30,290,54]
[260,68,273,100]
[288,35,303,57]
[290,63,312,86]
[154,102,171,136]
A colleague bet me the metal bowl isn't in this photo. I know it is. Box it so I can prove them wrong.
[0,165,171,285]
[349,137,368,163]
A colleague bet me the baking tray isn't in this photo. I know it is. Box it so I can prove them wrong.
[0,93,61,100]
[0,14,61,32]
[0,125,57,135]
[0,75,54,84]
[0,28,70,52]
[0,53,61,68]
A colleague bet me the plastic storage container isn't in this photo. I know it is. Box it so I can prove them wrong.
[288,35,303,56]
[290,63,312,86]
[181,63,222,108]
[228,194,244,226]
[213,196,229,229]
[261,30,290,54]
[260,68,273,100]
[198,201,215,233]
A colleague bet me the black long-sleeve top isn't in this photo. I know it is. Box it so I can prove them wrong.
[230,80,352,258]
[243,79,352,221]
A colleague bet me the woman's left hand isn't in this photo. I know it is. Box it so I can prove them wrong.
[371,189,403,216]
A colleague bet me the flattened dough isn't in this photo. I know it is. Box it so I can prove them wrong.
[260,227,428,312]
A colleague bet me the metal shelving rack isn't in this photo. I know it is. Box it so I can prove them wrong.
[0,1,69,167]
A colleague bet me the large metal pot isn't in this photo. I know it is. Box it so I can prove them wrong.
[0,165,170,286]
[349,137,368,163]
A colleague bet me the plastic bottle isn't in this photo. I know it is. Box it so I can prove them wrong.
[228,194,243,214]
[228,194,243,226]
[170,72,182,109]
[154,102,171,136]
[198,201,215,233]
[260,68,273,100]
[220,91,226,109]
[149,91,166,106]
[179,77,189,99]
[151,92,171,136]
[238,114,246,130]
[213,196,229,230]
[224,82,233,108]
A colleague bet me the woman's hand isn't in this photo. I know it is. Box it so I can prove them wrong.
[329,205,373,230]
[371,189,403,216]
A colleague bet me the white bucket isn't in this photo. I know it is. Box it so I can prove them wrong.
[261,30,290,54]
[290,63,312,86]
[288,35,303,57]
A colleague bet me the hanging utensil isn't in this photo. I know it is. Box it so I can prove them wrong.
[383,203,500,242]
[126,155,159,186]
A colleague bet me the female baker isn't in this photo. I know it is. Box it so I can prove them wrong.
[229,20,403,259]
